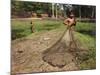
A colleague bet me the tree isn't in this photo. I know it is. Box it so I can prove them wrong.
[11,1,96,19]
[79,6,81,19]
[52,3,55,18]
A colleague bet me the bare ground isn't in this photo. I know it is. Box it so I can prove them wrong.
[11,29,81,74]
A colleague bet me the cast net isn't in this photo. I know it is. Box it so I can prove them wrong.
[42,26,88,68]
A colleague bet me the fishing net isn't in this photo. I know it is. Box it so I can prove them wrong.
[42,26,88,68]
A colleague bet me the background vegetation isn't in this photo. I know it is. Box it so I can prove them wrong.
[11,1,96,19]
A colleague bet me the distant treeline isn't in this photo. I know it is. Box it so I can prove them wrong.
[11,1,96,19]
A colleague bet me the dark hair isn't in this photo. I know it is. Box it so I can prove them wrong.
[67,10,75,17]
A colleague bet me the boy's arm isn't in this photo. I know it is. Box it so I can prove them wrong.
[63,19,69,25]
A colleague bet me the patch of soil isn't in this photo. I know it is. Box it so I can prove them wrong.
[43,52,74,68]
[11,29,81,74]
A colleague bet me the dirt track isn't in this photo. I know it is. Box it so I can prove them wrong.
[11,29,80,74]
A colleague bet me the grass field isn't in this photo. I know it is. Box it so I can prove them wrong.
[11,20,64,40]
[11,19,96,70]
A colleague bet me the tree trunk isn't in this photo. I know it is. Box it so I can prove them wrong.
[56,3,58,19]
[63,5,67,17]
[92,7,95,18]
[79,6,81,19]
[52,3,55,18]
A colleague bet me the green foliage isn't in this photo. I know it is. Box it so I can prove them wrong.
[11,20,32,40]
[75,31,96,69]
[76,22,96,37]
[80,58,96,70]
[11,20,64,40]
[33,20,63,32]
[74,22,96,70]
[11,1,52,17]
[11,1,96,18]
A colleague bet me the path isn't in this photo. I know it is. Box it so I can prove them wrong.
[11,29,79,74]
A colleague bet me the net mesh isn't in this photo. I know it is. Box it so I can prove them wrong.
[42,27,88,68]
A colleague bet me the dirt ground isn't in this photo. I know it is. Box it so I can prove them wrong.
[11,29,82,74]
